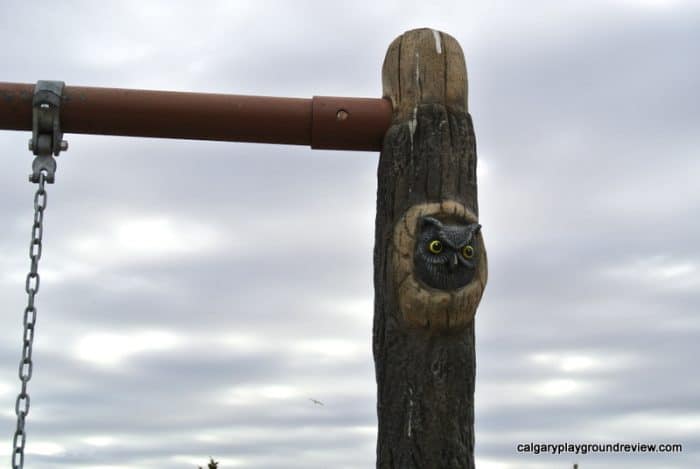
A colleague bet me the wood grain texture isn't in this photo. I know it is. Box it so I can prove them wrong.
[382,29,467,121]
[373,28,486,468]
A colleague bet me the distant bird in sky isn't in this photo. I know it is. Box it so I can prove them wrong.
[309,398,324,406]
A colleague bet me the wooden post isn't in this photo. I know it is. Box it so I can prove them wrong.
[373,28,487,468]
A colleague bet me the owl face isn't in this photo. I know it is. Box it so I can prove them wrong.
[414,216,481,290]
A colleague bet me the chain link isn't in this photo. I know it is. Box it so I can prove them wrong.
[12,172,47,469]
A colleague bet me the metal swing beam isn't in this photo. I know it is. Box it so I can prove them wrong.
[0,82,392,151]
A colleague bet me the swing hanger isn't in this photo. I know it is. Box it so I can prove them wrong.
[28,80,68,184]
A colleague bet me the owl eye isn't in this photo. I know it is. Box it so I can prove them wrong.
[462,245,474,258]
[428,240,443,254]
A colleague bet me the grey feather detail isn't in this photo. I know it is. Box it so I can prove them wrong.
[414,216,480,290]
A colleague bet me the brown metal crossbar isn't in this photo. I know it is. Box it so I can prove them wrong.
[0,82,393,151]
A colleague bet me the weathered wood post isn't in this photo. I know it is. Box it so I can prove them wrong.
[373,28,487,468]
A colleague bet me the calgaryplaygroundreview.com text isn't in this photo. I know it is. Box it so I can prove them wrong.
[516,441,683,456]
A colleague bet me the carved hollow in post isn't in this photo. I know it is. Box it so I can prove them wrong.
[392,200,487,330]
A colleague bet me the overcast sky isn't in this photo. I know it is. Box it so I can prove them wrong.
[0,1,699,468]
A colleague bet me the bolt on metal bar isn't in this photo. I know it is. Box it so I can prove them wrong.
[0,82,393,151]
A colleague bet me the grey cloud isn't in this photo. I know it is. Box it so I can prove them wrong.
[1,1,699,468]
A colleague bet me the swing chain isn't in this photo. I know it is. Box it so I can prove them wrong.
[11,81,64,469]
[12,171,48,469]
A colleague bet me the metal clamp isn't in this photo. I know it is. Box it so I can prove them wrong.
[28,80,68,183]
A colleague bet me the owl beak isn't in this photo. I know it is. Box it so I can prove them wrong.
[448,253,459,271]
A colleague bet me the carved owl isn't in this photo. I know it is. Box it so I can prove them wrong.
[414,216,481,290]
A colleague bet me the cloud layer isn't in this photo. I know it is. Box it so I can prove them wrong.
[1,1,699,468]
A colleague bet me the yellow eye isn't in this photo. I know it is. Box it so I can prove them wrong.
[462,245,474,258]
[428,240,443,254]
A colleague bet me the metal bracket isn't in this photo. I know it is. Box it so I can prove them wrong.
[28,80,68,183]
